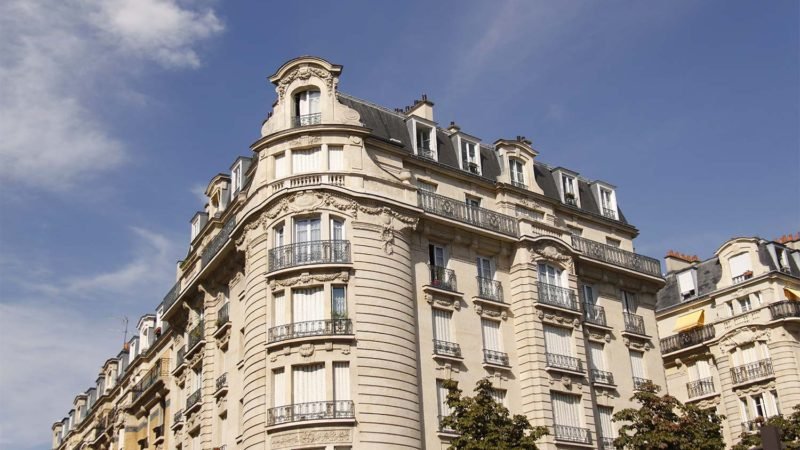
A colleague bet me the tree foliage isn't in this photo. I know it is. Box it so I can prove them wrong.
[441,378,548,450]
[612,380,725,450]
[731,403,800,450]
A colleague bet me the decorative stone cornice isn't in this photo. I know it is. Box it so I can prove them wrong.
[276,65,335,101]
[426,293,461,311]
[529,241,573,270]
[270,428,352,449]
[719,326,771,351]
[537,309,581,329]
[473,304,508,321]
[269,271,349,291]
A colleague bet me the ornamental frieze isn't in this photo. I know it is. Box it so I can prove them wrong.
[269,270,350,291]
[271,428,352,449]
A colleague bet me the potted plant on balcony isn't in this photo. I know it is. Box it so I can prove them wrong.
[743,270,753,278]
[154,327,162,337]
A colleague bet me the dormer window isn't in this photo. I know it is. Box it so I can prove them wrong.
[416,124,434,159]
[461,140,480,174]
[561,174,578,206]
[677,269,697,300]
[599,187,617,219]
[293,89,321,127]
[729,252,753,284]
[190,213,207,241]
[231,163,242,197]
[509,158,525,188]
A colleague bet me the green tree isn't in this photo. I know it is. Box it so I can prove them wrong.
[441,378,548,450]
[731,403,800,450]
[612,380,724,450]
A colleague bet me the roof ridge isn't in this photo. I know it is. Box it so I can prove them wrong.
[337,92,408,120]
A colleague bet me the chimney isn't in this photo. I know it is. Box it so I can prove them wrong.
[664,250,700,273]
[447,121,461,134]
[405,93,434,121]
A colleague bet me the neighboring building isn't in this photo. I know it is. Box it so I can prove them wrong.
[655,234,800,448]
[52,56,667,450]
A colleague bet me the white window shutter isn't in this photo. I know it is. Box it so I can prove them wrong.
[334,362,351,401]
[432,309,452,342]
[729,253,752,277]
[481,319,502,351]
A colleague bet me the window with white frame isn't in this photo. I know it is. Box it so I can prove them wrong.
[331,286,347,319]
[230,161,244,198]
[688,359,712,381]
[597,406,615,441]
[436,380,452,420]
[599,188,616,219]
[490,388,507,406]
[588,341,606,372]
[582,285,596,305]
[538,263,563,287]
[273,291,286,327]
[292,287,325,325]
[274,152,287,179]
[293,217,321,263]
[729,252,752,282]
[629,350,646,382]
[292,147,322,173]
[509,158,525,187]
[481,319,502,352]
[294,90,321,125]
[429,244,446,267]
[460,140,480,174]
[416,124,434,158]
[561,174,578,205]
[622,290,637,314]
[417,180,436,193]
[732,341,770,366]
[191,214,205,240]
[677,269,697,300]
[544,325,574,358]
[192,366,202,392]
[432,309,453,344]
[333,362,351,402]
[272,368,286,407]
[551,392,582,430]
[292,363,325,409]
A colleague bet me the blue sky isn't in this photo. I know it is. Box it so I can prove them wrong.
[0,1,797,448]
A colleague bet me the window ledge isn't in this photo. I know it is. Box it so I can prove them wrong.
[472,297,509,310]
[590,380,617,390]
[266,333,355,352]
[534,301,583,316]
[432,353,464,364]
[620,330,651,340]
[482,362,512,371]
[732,374,776,389]
[265,417,356,433]
[422,285,463,298]
[686,391,720,403]
[545,366,585,377]
[267,262,354,278]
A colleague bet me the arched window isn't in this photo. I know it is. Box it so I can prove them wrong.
[294,89,321,126]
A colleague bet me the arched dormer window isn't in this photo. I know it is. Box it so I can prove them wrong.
[293,89,321,127]
[509,158,526,188]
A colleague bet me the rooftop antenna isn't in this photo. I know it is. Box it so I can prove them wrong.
[121,316,129,345]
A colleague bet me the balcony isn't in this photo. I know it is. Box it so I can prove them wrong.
[214,373,228,397]
[200,215,236,268]
[131,358,170,404]
[186,321,205,357]
[731,359,773,385]
[599,436,615,450]
[570,235,662,277]
[511,180,527,189]
[583,303,607,327]
[433,339,462,358]
[268,319,353,344]
[216,303,230,328]
[546,352,584,373]
[553,424,591,444]
[659,323,715,354]
[633,377,651,390]
[186,389,202,414]
[417,146,436,160]
[173,347,186,375]
[292,112,321,127]
[537,282,580,312]
[428,265,458,292]
[438,415,457,434]
[623,313,646,336]
[268,240,351,272]
[483,349,510,367]
[590,369,615,385]
[732,271,754,285]
[267,400,355,426]
[686,377,715,399]
[171,409,184,430]
[770,300,800,320]
[417,191,519,237]
[602,207,618,220]
[476,277,503,303]
[162,281,181,313]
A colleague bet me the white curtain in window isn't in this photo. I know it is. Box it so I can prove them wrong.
[677,270,696,294]
[272,369,285,407]
[293,288,324,323]
[490,389,506,406]
[741,344,758,364]
[740,398,750,421]
[294,218,321,243]
[729,253,752,277]
[588,342,605,371]
[544,325,572,356]
[598,406,614,438]
[758,342,770,359]
[767,391,780,416]
[629,351,645,378]
[273,292,286,326]
[432,309,452,342]
[331,219,344,240]
[477,257,493,279]
[622,291,637,313]
[292,148,321,173]
[274,153,287,178]
[328,146,344,171]
[481,319,502,351]
[538,263,562,287]
[331,286,346,317]
[333,362,351,401]
[551,392,581,427]
[437,380,451,417]
[293,363,325,404]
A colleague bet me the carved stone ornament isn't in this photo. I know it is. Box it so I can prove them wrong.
[271,428,352,449]
[529,242,573,270]
[539,310,581,329]
[431,295,458,311]
[228,272,243,289]
[276,65,335,100]
[435,361,459,379]
[719,326,771,351]
[270,271,349,291]
[288,134,322,147]
[623,338,651,351]
[299,343,315,357]
[735,380,776,395]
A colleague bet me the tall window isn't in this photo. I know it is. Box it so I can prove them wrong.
[561,174,577,205]
[461,140,479,174]
[509,159,525,186]
[272,368,286,407]
[629,350,646,381]
[292,288,325,325]
[490,388,507,406]
[437,380,452,420]
[273,291,286,327]
[477,257,493,280]
[328,146,344,171]
[551,392,582,429]
[432,309,453,343]
[231,163,242,197]
[582,285,596,305]
[597,406,615,441]
[292,147,322,173]
[293,363,325,410]
[193,366,202,392]
[622,290,637,314]
[538,263,563,287]
[677,269,697,300]
[429,244,446,267]
[544,325,573,358]
[729,253,752,281]
[331,286,347,319]
[481,319,502,352]
[333,362,351,402]
[274,152,287,178]
[599,188,616,218]
[294,217,321,262]
[588,342,606,372]
[688,359,711,381]
[294,90,320,123]
[416,126,432,154]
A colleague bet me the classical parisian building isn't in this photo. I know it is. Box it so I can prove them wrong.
[655,234,800,448]
[52,56,669,450]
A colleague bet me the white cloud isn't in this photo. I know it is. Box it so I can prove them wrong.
[0,0,224,191]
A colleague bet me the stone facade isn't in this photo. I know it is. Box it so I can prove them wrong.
[655,235,800,448]
[52,56,669,450]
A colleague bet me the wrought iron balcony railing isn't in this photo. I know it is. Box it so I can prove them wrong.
[216,372,228,392]
[600,436,615,450]
[186,389,201,410]
[132,358,169,401]
[175,347,186,369]
[293,112,321,127]
[433,339,462,358]
[732,272,754,284]
[554,424,591,444]
[583,303,607,326]
[483,349,509,366]
[590,369,615,385]
[216,302,230,328]
[686,377,715,398]
[201,215,236,267]
[602,207,618,220]
[770,300,800,320]
[659,323,715,354]
[633,377,651,390]
[187,320,205,351]
[546,352,583,372]
[162,281,180,312]
[268,240,351,272]
[417,191,519,237]
[623,312,646,335]
[731,358,773,385]
[476,277,503,302]
[267,400,354,425]
[417,146,436,160]
[537,281,579,311]
[173,409,183,424]
[570,235,662,277]
[268,319,353,343]
[429,265,457,292]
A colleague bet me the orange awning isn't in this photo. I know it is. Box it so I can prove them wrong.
[785,287,800,300]
[673,310,704,332]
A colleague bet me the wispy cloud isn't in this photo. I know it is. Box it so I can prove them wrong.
[0,0,224,192]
